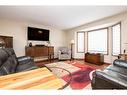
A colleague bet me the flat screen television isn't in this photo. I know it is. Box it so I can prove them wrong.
[27,27,50,41]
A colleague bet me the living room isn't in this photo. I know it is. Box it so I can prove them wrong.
[0,3,127,95]
[1,7,127,62]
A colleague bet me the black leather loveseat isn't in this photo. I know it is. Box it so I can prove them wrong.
[0,48,38,76]
[91,59,127,89]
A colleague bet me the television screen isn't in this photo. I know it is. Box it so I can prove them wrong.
[27,27,49,41]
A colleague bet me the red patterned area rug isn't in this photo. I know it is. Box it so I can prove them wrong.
[67,60,96,69]
[62,61,95,89]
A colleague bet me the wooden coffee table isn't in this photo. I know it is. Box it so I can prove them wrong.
[0,67,63,90]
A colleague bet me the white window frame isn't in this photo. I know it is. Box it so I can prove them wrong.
[87,28,108,54]
[112,23,121,56]
[77,32,85,53]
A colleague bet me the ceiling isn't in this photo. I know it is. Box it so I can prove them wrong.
[0,6,127,30]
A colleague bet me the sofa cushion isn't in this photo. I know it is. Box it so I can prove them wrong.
[0,48,18,75]
[0,66,9,75]
[3,48,18,72]
[0,49,9,66]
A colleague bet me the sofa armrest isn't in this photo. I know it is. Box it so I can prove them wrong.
[113,59,127,69]
[16,56,38,72]
[92,70,127,89]
[91,70,120,89]
[58,51,61,54]
[17,56,34,64]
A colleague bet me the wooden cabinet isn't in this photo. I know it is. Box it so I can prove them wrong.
[85,53,104,65]
[25,46,54,60]
[25,47,35,57]
[0,35,13,48]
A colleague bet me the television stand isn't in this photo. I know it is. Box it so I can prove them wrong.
[25,46,54,62]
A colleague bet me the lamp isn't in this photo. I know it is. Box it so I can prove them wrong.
[70,40,75,44]
[70,40,75,60]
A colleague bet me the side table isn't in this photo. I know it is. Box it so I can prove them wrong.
[118,54,127,61]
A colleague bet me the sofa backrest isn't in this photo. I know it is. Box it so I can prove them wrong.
[58,47,71,54]
[113,59,127,69]
[0,48,18,75]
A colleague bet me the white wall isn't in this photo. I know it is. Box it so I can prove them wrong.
[0,19,67,57]
[66,12,127,63]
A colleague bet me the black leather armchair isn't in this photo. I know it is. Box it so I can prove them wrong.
[91,59,127,89]
[0,48,38,76]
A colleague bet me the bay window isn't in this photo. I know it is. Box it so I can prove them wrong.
[77,32,85,53]
[112,23,121,55]
[88,28,108,54]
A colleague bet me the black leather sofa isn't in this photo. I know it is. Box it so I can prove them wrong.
[91,59,127,89]
[0,48,38,76]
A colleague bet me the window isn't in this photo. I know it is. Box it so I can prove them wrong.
[77,32,85,53]
[112,23,121,55]
[88,28,108,54]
